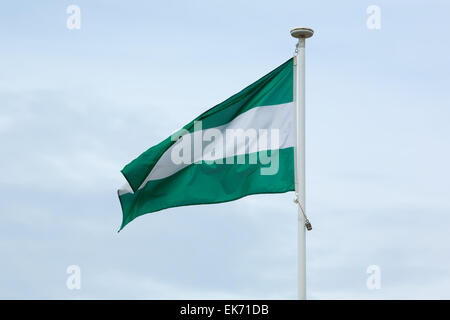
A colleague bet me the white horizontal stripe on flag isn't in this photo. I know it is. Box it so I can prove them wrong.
[138,102,294,189]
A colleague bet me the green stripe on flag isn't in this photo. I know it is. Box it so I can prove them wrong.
[118,147,294,230]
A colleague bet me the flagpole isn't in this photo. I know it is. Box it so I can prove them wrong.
[291,27,314,300]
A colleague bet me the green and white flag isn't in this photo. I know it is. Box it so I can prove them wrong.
[118,58,295,230]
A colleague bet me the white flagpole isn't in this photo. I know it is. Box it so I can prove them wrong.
[291,27,314,300]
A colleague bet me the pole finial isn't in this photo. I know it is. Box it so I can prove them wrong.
[290,27,314,39]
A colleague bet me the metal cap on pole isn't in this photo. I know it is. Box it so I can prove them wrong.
[290,27,313,300]
[290,27,314,39]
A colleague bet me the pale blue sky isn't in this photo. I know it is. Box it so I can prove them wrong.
[1,0,449,299]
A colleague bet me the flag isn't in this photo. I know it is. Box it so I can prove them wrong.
[118,58,295,230]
